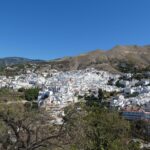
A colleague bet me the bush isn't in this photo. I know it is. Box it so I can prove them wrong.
[18,87,25,92]
[24,88,39,101]
[115,80,125,88]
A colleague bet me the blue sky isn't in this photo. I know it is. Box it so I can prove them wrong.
[0,0,150,60]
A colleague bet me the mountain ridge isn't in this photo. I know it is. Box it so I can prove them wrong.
[0,45,150,73]
[47,45,150,73]
[0,57,44,67]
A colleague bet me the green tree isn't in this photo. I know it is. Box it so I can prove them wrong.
[64,103,131,150]
[25,88,39,101]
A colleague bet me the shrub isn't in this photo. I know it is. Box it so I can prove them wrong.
[18,87,25,92]
[24,88,39,101]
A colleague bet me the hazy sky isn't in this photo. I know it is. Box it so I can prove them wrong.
[0,0,150,60]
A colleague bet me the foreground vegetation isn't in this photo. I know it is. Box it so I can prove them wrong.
[0,101,144,150]
[0,88,149,150]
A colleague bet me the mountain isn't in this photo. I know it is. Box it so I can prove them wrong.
[1,45,150,73]
[47,45,150,73]
[0,57,44,67]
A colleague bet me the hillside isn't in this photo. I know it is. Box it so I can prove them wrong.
[46,45,150,73]
[0,45,150,74]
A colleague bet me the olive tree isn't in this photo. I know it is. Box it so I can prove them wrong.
[0,103,65,150]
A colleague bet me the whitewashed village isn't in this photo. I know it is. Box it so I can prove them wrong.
[0,67,150,126]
